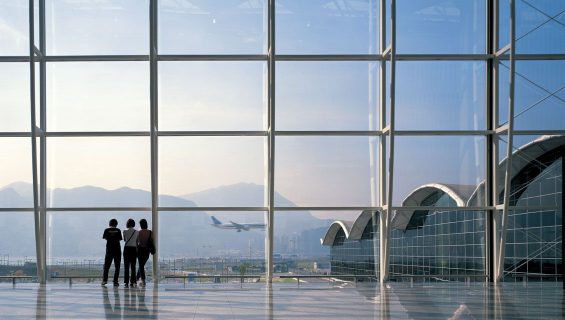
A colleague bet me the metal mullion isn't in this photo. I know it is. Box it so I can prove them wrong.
[47,207,152,212]
[497,0,516,282]
[45,55,149,62]
[0,132,32,137]
[149,0,159,283]
[0,208,36,212]
[394,130,492,136]
[275,131,381,136]
[158,55,267,61]
[486,0,497,283]
[378,0,387,283]
[0,57,30,62]
[159,207,268,212]
[28,0,43,285]
[513,130,565,136]
[511,54,565,60]
[275,54,381,61]
[38,0,47,284]
[391,206,495,211]
[266,0,275,284]
[382,0,397,283]
[275,207,383,211]
[396,54,491,61]
[158,131,268,137]
[46,131,150,137]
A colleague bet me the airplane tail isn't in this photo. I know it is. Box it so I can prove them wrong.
[211,216,222,225]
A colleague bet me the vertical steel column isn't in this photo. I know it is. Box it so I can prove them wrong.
[378,0,388,282]
[496,0,516,282]
[29,0,42,284]
[485,0,498,283]
[149,0,159,282]
[382,0,397,283]
[266,0,276,283]
[38,0,48,284]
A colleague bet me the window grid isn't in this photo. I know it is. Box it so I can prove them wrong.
[0,0,562,283]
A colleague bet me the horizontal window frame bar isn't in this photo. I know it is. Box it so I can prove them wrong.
[47,207,152,212]
[4,54,564,63]
[159,207,268,212]
[159,131,268,137]
[0,208,35,212]
[3,130,563,138]
[394,130,493,136]
[275,131,381,136]
[0,132,32,137]
[0,56,30,62]
[158,54,267,61]
[274,207,382,211]
[45,55,149,62]
[391,206,492,211]
[45,131,150,137]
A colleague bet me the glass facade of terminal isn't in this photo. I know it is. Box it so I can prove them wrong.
[0,1,563,283]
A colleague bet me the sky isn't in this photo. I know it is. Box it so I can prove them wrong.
[0,0,564,211]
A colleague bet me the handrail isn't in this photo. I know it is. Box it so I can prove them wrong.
[0,275,35,286]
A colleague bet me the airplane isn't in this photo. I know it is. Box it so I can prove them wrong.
[210,216,266,232]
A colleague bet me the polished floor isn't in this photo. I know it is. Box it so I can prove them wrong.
[0,281,563,319]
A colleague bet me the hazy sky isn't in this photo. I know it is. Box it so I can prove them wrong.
[1,0,563,209]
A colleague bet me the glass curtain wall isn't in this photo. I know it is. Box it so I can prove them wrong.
[0,0,563,283]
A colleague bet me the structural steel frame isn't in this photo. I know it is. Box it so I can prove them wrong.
[0,0,560,283]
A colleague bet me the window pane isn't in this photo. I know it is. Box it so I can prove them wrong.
[46,0,149,55]
[159,62,266,131]
[276,62,378,131]
[159,211,266,274]
[47,137,150,207]
[0,63,30,132]
[276,0,378,54]
[515,1,565,54]
[0,1,28,55]
[391,210,485,277]
[393,136,485,206]
[396,0,485,54]
[275,137,377,207]
[159,0,266,54]
[159,137,266,207]
[499,60,565,130]
[47,62,149,131]
[0,138,33,208]
[396,61,486,130]
[47,211,150,277]
[0,212,37,276]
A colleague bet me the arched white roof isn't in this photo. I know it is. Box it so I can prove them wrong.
[349,210,378,240]
[467,135,565,206]
[320,220,352,246]
[392,183,468,231]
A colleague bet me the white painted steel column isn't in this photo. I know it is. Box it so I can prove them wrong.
[378,0,388,282]
[149,0,160,282]
[38,0,48,284]
[266,0,275,283]
[29,0,43,284]
[496,0,516,282]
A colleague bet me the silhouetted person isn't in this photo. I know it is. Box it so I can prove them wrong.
[136,219,154,287]
[102,219,122,286]
[123,218,138,288]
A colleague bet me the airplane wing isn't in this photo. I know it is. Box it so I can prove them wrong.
[229,221,250,231]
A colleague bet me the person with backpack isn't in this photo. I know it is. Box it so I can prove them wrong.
[136,219,155,287]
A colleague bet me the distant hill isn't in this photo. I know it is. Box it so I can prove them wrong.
[0,182,330,260]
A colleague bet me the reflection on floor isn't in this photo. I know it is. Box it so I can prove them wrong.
[0,281,563,319]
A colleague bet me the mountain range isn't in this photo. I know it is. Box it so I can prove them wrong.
[0,182,331,260]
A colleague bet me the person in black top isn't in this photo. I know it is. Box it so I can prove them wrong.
[102,219,122,286]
